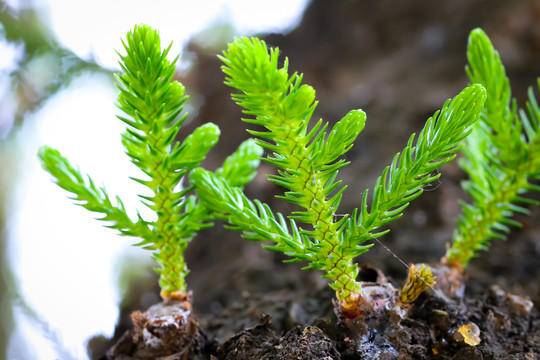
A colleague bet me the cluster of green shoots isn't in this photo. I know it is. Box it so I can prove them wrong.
[40,25,540,317]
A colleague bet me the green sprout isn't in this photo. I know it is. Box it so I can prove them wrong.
[445,28,540,268]
[190,37,486,316]
[39,25,262,300]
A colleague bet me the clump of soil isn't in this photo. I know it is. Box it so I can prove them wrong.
[214,315,340,360]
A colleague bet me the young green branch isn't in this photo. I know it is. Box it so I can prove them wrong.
[445,28,540,268]
[39,25,261,299]
[348,84,487,251]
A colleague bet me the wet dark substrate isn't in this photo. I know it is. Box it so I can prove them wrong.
[198,282,539,360]
[98,273,539,360]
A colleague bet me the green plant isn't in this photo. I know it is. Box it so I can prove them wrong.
[38,24,262,299]
[444,28,540,268]
[189,36,487,316]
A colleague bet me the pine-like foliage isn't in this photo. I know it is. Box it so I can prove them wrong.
[39,25,262,297]
[190,37,486,304]
[445,28,540,267]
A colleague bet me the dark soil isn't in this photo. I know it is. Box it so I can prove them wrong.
[89,0,540,358]
[97,271,540,359]
[203,282,540,359]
